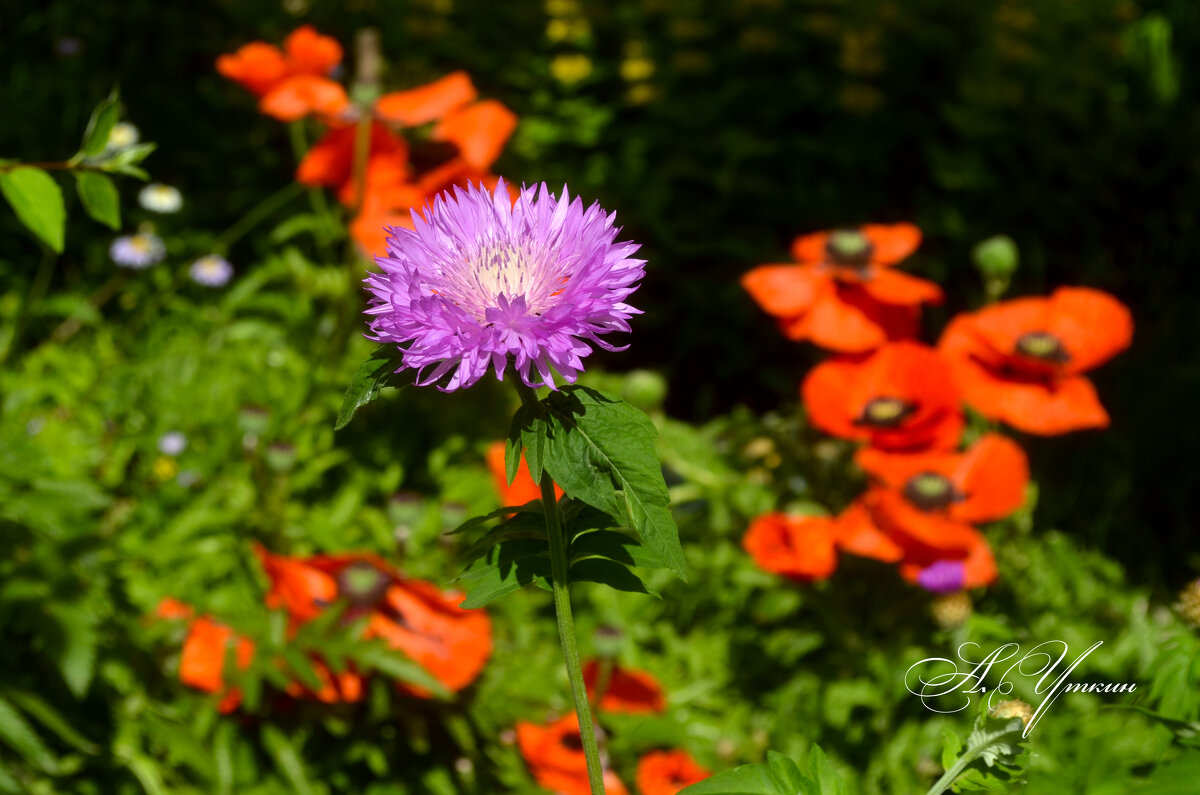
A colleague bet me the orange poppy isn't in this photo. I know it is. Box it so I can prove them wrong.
[855,433,1029,525]
[742,513,841,581]
[257,547,492,695]
[801,341,964,452]
[742,223,941,353]
[375,71,478,126]
[938,287,1133,435]
[154,597,194,620]
[636,750,711,795]
[297,122,410,193]
[367,579,493,695]
[838,490,998,591]
[582,660,666,714]
[432,100,519,172]
[217,26,348,121]
[179,616,255,713]
[516,715,629,795]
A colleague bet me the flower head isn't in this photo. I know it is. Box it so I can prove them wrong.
[106,121,140,151]
[179,615,254,713]
[742,222,941,353]
[582,660,666,714]
[189,254,234,287]
[139,183,183,214]
[110,233,166,268]
[366,180,645,390]
[742,513,842,582]
[938,287,1132,434]
[801,341,964,452]
[157,431,188,456]
[636,750,711,795]
[516,715,629,795]
[217,25,348,121]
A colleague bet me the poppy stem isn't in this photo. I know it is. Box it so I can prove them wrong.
[540,469,608,795]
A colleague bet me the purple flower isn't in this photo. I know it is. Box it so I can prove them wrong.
[110,233,166,269]
[364,180,645,391]
[916,560,966,594]
[189,254,234,287]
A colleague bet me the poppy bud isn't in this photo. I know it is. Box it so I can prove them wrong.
[622,369,668,410]
[972,235,1019,299]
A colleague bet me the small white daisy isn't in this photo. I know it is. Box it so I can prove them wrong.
[110,233,166,269]
[106,122,140,151]
[158,431,188,456]
[189,254,234,287]
[139,183,183,214]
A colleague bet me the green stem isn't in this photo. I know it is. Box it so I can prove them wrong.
[213,181,304,252]
[0,246,56,365]
[288,121,338,260]
[514,380,607,795]
[924,746,982,795]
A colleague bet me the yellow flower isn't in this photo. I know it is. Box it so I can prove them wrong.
[550,53,593,85]
[152,457,179,481]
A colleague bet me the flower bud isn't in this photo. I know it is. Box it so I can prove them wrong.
[989,699,1033,728]
[930,591,972,629]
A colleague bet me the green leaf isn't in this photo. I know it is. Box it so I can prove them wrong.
[677,760,792,794]
[260,725,315,795]
[75,171,121,229]
[335,344,407,430]
[570,528,664,570]
[48,604,99,698]
[525,386,686,579]
[99,142,156,180]
[0,694,57,774]
[352,643,450,699]
[0,167,66,252]
[806,745,848,795]
[569,558,658,597]
[511,398,549,483]
[280,647,325,693]
[0,690,99,755]
[766,751,809,793]
[80,88,120,157]
[457,540,553,608]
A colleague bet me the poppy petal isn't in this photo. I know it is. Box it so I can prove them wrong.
[861,222,922,265]
[790,230,832,263]
[216,42,289,96]
[951,433,1029,523]
[432,100,518,171]
[259,75,349,122]
[742,513,839,581]
[375,71,478,127]
[283,25,343,76]
[834,500,904,562]
[802,288,890,352]
[859,268,943,306]
[1047,287,1133,375]
[741,264,828,319]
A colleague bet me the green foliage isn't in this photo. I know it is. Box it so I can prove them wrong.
[0,167,65,252]
[679,746,848,794]
[74,172,121,230]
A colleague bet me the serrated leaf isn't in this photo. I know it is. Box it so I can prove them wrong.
[352,643,449,698]
[260,724,315,795]
[806,745,848,795]
[75,171,120,229]
[677,759,793,794]
[457,540,553,608]
[80,88,120,157]
[526,386,686,579]
[48,604,99,698]
[336,344,407,430]
[570,558,659,597]
[0,167,65,252]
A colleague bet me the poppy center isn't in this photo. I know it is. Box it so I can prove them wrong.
[1015,331,1069,364]
[903,472,958,510]
[337,562,390,607]
[826,228,874,267]
[858,397,916,428]
[561,732,584,752]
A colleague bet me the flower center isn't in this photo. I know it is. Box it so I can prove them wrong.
[1015,331,1069,363]
[903,472,959,510]
[826,228,874,267]
[857,396,916,428]
[437,238,568,320]
[337,561,390,607]
[561,732,584,752]
[130,236,151,253]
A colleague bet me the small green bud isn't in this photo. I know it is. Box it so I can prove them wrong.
[621,369,668,410]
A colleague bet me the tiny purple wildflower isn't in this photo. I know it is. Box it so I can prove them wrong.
[158,431,188,456]
[110,233,166,269]
[365,180,645,391]
[916,560,966,594]
[189,254,234,287]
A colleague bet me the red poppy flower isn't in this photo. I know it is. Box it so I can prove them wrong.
[583,660,666,714]
[742,223,941,353]
[516,715,630,795]
[367,579,493,695]
[297,122,410,193]
[802,341,964,452]
[742,513,841,581]
[375,71,478,126]
[257,547,492,695]
[938,287,1133,435]
[636,750,711,795]
[217,26,348,120]
[838,490,998,591]
[855,433,1029,525]
[432,100,519,172]
[179,616,255,713]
